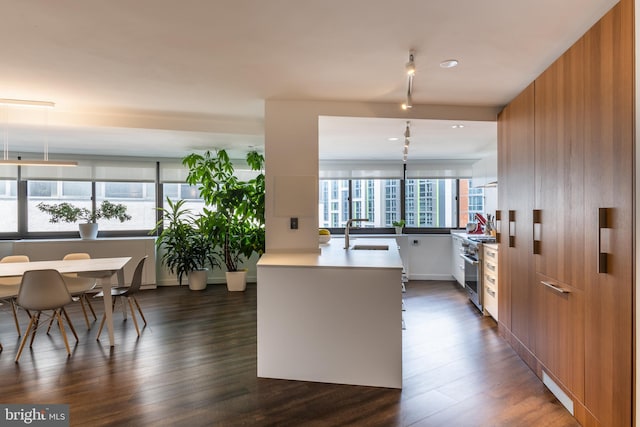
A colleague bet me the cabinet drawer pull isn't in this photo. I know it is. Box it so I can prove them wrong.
[540,280,570,294]
[487,288,496,297]
[485,275,495,284]
[598,207,610,274]
[533,209,541,255]
[508,210,516,248]
[486,263,496,272]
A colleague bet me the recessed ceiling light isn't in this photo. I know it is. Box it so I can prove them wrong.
[451,124,465,129]
[440,59,459,69]
[388,137,399,141]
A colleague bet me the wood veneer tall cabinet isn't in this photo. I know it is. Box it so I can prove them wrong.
[497,0,633,425]
[497,82,536,358]
[533,35,587,407]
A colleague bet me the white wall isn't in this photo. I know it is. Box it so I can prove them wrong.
[13,237,157,286]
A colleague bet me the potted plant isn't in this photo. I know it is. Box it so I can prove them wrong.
[37,200,131,239]
[150,198,219,290]
[183,149,265,291]
[392,219,406,235]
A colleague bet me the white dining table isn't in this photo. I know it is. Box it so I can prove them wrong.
[0,256,131,347]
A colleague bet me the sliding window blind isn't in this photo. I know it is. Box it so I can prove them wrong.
[21,159,156,182]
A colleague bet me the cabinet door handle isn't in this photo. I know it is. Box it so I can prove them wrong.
[495,210,502,244]
[598,208,610,274]
[540,280,570,294]
[508,210,516,248]
[533,209,541,255]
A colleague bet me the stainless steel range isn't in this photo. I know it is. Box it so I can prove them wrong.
[461,235,496,312]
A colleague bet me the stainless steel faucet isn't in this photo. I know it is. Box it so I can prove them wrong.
[344,218,370,249]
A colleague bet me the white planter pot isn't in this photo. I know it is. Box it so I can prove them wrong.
[394,226,403,235]
[78,223,99,240]
[188,269,208,291]
[226,270,247,292]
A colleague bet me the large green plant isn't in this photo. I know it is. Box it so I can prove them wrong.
[182,149,265,272]
[151,198,219,286]
[37,200,131,224]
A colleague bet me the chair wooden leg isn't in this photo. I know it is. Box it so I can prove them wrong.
[15,315,36,362]
[127,297,140,336]
[30,312,41,348]
[10,299,21,336]
[84,294,97,320]
[56,310,71,356]
[61,307,78,342]
[78,296,91,329]
[96,314,106,340]
[46,315,55,334]
[133,297,147,326]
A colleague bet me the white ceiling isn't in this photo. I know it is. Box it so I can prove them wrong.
[0,0,618,160]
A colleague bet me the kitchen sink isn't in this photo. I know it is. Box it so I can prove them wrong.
[351,244,389,251]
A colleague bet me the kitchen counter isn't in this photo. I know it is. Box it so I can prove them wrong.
[257,238,403,389]
[257,237,402,269]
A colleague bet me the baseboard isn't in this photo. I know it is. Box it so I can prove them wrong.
[156,275,257,287]
[498,325,596,426]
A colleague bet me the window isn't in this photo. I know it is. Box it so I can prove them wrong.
[0,180,17,232]
[458,179,485,228]
[28,181,92,232]
[318,177,482,231]
[319,179,349,228]
[97,182,155,230]
[405,179,459,228]
[319,179,401,228]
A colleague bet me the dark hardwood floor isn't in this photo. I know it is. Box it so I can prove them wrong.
[0,280,579,426]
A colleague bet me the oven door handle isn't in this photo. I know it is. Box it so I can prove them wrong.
[460,254,479,265]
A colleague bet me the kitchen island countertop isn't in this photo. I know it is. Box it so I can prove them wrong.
[257,237,402,269]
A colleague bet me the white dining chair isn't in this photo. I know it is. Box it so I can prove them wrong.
[15,269,78,362]
[96,256,148,338]
[0,255,30,336]
[61,252,98,329]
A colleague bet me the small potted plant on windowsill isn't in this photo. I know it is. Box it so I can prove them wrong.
[37,200,131,239]
[392,219,406,235]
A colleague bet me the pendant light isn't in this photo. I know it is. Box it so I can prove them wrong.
[401,52,416,110]
[0,99,77,167]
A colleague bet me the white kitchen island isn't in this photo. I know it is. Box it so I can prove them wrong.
[257,238,403,389]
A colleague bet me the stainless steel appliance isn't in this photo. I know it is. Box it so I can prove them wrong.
[461,235,496,312]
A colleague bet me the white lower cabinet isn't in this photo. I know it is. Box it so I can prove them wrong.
[451,234,465,287]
